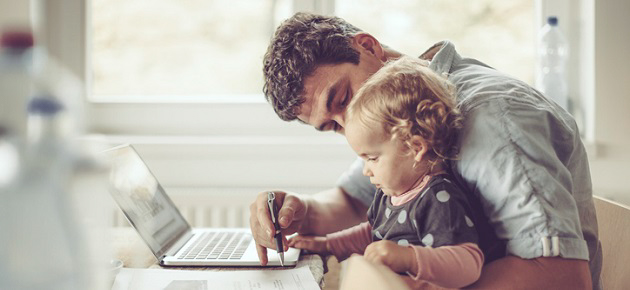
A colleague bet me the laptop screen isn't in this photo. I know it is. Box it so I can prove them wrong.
[106,145,191,258]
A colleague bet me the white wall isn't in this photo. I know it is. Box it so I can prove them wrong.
[0,1,29,29]
[588,0,630,205]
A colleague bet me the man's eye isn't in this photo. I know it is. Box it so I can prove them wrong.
[367,157,378,162]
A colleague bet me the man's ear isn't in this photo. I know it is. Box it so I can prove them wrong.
[409,135,429,162]
[353,33,385,61]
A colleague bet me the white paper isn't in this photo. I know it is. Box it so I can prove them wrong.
[111,266,320,290]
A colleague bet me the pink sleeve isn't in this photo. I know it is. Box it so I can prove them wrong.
[326,222,372,261]
[408,243,484,289]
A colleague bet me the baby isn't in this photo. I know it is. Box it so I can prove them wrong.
[289,56,502,289]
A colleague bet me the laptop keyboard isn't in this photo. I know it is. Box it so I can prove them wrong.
[177,231,253,260]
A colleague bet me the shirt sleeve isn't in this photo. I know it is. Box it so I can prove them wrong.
[326,222,372,261]
[336,157,376,207]
[407,243,484,289]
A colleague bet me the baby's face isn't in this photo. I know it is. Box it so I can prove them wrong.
[345,119,424,196]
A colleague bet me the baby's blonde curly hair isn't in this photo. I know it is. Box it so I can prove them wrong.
[347,56,463,172]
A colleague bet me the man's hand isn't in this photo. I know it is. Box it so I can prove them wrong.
[364,240,417,275]
[249,190,308,265]
[288,235,330,255]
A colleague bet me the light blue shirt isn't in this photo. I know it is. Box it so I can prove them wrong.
[337,41,601,289]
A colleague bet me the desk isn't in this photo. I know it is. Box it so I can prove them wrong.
[110,228,326,288]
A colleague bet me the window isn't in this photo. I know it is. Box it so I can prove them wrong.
[85,0,536,136]
[90,0,294,102]
[335,0,535,84]
[91,1,535,102]
[86,0,317,137]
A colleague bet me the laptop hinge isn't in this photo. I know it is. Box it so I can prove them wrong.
[163,230,195,258]
[158,255,167,265]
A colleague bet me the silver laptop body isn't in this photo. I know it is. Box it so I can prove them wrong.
[105,144,300,267]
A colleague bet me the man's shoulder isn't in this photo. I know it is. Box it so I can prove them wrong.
[423,40,538,107]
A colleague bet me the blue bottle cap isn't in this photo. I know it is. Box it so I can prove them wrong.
[547,16,558,26]
[28,95,64,115]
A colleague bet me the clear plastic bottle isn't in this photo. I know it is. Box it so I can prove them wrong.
[0,33,91,290]
[536,16,570,110]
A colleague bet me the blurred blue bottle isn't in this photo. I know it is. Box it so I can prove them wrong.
[536,16,570,111]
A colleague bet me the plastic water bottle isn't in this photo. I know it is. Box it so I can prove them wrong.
[0,35,93,289]
[536,16,569,110]
[0,24,110,289]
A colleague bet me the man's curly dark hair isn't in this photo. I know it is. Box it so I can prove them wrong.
[262,12,362,121]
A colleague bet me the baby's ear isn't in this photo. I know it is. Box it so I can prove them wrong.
[409,136,428,162]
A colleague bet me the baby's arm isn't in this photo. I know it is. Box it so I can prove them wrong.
[364,241,484,289]
[408,242,483,288]
[289,221,372,261]
[326,221,372,260]
[288,235,329,255]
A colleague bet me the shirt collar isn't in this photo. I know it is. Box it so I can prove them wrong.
[420,40,462,76]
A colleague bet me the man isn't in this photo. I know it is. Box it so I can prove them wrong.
[250,12,600,289]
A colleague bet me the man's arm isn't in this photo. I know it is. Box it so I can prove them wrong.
[468,256,592,289]
[302,187,368,235]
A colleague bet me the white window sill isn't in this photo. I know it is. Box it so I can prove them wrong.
[82,134,356,189]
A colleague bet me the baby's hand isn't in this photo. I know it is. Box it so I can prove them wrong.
[287,235,330,255]
[364,240,415,274]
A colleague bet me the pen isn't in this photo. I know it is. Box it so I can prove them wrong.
[267,191,285,266]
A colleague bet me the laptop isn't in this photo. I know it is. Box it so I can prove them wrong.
[104,144,300,267]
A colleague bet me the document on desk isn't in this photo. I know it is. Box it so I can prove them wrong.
[111,266,320,290]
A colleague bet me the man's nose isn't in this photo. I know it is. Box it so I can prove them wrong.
[332,112,346,134]
[333,112,346,129]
